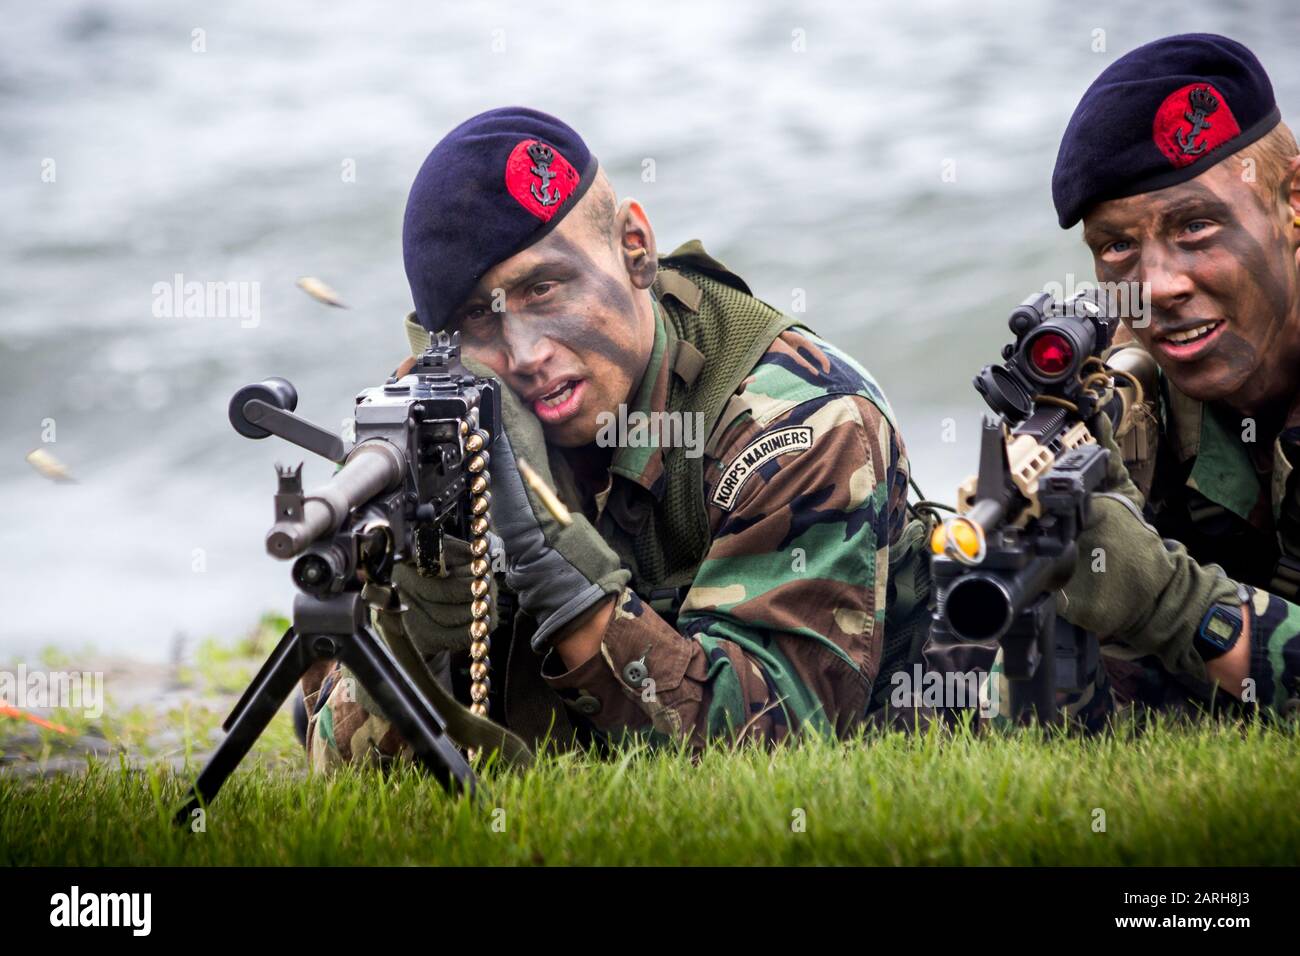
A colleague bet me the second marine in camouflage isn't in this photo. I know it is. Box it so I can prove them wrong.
[1050,34,1300,718]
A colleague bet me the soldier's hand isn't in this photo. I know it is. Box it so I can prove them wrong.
[390,535,499,656]
[1085,410,1143,504]
[465,358,630,651]
[1056,412,1240,680]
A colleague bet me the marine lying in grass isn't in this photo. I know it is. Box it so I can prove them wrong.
[945,34,1300,727]
[301,106,934,768]
[1057,34,1300,719]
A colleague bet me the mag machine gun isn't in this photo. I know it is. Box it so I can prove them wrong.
[927,290,1127,724]
[177,333,501,821]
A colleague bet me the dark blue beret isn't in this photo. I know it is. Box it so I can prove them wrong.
[403,107,598,332]
[1052,33,1280,228]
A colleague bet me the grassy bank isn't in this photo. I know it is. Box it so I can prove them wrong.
[3,718,1298,866]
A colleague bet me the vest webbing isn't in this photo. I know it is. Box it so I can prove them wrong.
[638,249,934,711]
[631,250,800,592]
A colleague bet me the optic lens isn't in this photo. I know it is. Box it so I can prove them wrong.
[1028,332,1073,376]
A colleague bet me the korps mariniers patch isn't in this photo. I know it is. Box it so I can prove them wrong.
[711,426,814,511]
[505,138,580,221]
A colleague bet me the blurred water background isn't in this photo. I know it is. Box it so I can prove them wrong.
[4,0,1298,660]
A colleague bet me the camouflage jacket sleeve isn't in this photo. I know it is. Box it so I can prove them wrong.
[542,334,909,746]
[1246,588,1300,713]
[1102,342,1300,713]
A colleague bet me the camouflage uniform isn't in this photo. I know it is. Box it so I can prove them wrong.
[1101,340,1300,715]
[304,242,921,764]
[540,306,912,746]
[302,657,414,770]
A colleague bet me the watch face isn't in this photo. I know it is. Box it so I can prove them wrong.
[1206,615,1235,641]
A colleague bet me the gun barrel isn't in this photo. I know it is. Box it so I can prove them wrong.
[964,498,1006,535]
[942,555,1058,643]
[266,440,405,560]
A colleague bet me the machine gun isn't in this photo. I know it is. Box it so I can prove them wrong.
[926,290,1133,724]
[176,332,500,821]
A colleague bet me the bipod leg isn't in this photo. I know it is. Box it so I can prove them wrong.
[334,622,477,798]
[174,625,311,825]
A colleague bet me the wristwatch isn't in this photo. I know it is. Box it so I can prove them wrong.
[1195,601,1245,660]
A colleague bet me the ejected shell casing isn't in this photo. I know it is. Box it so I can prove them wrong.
[295,276,347,308]
[26,448,75,483]
[516,458,573,527]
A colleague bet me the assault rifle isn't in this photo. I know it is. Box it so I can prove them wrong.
[177,332,500,821]
[925,290,1135,724]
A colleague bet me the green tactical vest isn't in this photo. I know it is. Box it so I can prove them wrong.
[598,241,933,712]
[623,241,803,593]
[1107,340,1300,602]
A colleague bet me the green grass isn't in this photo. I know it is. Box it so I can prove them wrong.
[3,716,1298,866]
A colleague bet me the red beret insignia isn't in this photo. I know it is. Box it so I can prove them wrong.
[504,139,580,222]
[1152,83,1242,169]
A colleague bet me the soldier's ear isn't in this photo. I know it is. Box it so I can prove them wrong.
[616,199,658,290]
[1286,154,1300,261]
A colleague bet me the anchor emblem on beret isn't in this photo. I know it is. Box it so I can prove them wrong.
[1176,86,1219,156]
[527,142,561,206]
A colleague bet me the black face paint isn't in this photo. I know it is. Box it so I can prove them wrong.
[491,230,642,375]
[455,215,655,449]
[1181,181,1296,409]
[1207,330,1258,382]
[516,307,639,369]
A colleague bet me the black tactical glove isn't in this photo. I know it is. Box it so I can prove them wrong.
[390,534,500,657]
[465,358,630,651]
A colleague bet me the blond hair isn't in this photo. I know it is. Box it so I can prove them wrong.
[1235,120,1299,208]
